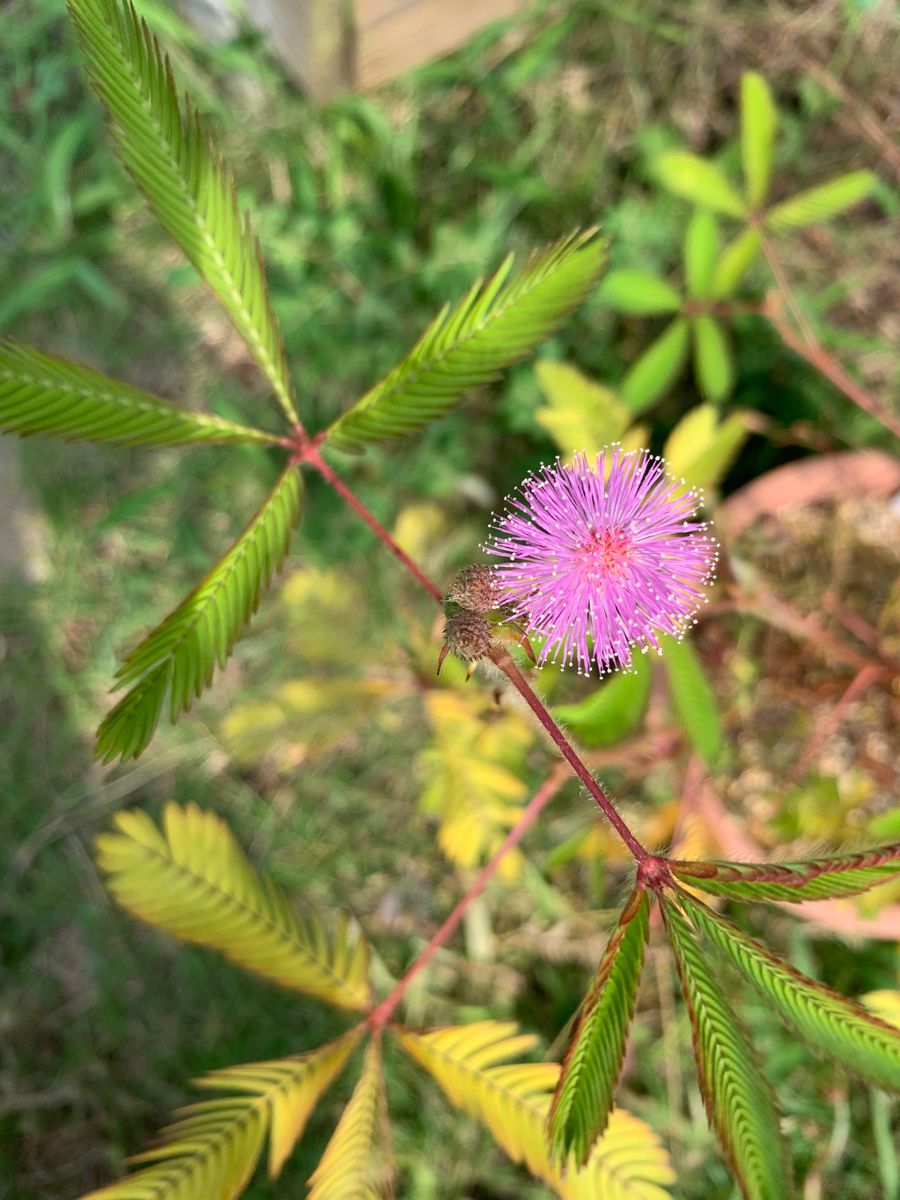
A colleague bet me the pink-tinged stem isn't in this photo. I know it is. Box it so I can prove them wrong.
[489,648,649,862]
[367,766,567,1031]
[307,450,444,603]
[758,240,900,442]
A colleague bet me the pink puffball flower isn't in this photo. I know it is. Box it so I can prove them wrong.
[483,446,718,675]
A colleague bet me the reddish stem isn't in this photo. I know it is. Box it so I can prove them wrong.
[367,766,567,1031]
[306,450,444,603]
[489,648,649,862]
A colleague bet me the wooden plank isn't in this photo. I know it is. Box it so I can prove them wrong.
[243,0,354,99]
[355,0,523,90]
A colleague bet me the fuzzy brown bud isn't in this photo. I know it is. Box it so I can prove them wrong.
[443,611,493,662]
[444,565,498,614]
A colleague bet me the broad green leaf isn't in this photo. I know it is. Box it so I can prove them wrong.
[660,634,722,767]
[69,0,297,423]
[621,318,690,413]
[323,230,606,452]
[672,843,900,902]
[0,340,277,447]
[741,72,777,208]
[597,270,682,315]
[767,170,876,231]
[399,1022,674,1198]
[307,1040,393,1200]
[657,152,747,218]
[663,403,749,493]
[196,1034,361,1178]
[79,1092,268,1200]
[97,466,302,763]
[684,893,900,1091]
[96,803,371,1009]
[683,212,720,298]
[663,899,790,1200]
[691,316,734,402]
[710,228,761,298]
[534,360,635,455]
[549,888,651,1166]
[553,654,651,748]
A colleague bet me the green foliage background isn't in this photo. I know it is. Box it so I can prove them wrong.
[1,0,898,1196]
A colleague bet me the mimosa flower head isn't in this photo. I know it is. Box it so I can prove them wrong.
[483,446,718,675]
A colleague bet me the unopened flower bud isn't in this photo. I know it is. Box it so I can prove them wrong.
[442,611,493,663]
[444,564,498,614]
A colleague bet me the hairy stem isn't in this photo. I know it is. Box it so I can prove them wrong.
[307,450,444,602]
[367,766,567,1031]
[489,648,649,862]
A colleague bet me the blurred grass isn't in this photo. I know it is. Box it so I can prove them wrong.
[1,0,898,1196]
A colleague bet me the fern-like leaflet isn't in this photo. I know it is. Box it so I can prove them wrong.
[0,340,278,447]
[96,465,302,762]
[307,1039,394,1200]
[68,0,297,424]
[548,886,651,1166]
[96,803,371,1009]
[323,230,605,452]
[80,1034,359,1200]
[662,897,790,1200]
[672,843,900,902]
[682,891,900,1091]
[399,1021,675,1198]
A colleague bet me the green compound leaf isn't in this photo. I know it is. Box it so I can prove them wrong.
[621,317,690,413]
[78,1092,269,1200]
[710,228,761,299]
[691,316,734,402]
[767,170,876,232]
[741,72,777,209]
[0,340,278,447]
[657,152,747,218]
[548,887,651,1166]
[597,269,682,315]
[683,211,720,298]
[672,843,900,903]
[196,1034,361,1179]
[683,893,900,1092]
[96,803,371,1010]
[323,230,605,452]
[660,634,723,767]
[553,653,651,748]
[662,898,790,1200]
[68,0,297,424]
[97,466,302,763]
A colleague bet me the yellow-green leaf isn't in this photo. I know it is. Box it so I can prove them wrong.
[597,270,682,315]
[767,170,876,231]
[663,403,750,493]
[660,634,723,768]
[657,152,747,218]
[684,212,720,298]
[96,803,371,1009]
[197,1033,361,1179]
[399,1021,674,1199]
[621,318,690,414]
[741,72,777,209]
[691,316,734,402]
[710,228,761,298]
[307,1039,394,1200]
[534,360,635,455]
[419,691,535,881]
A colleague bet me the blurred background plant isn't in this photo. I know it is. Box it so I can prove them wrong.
[1,0,899,1197]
